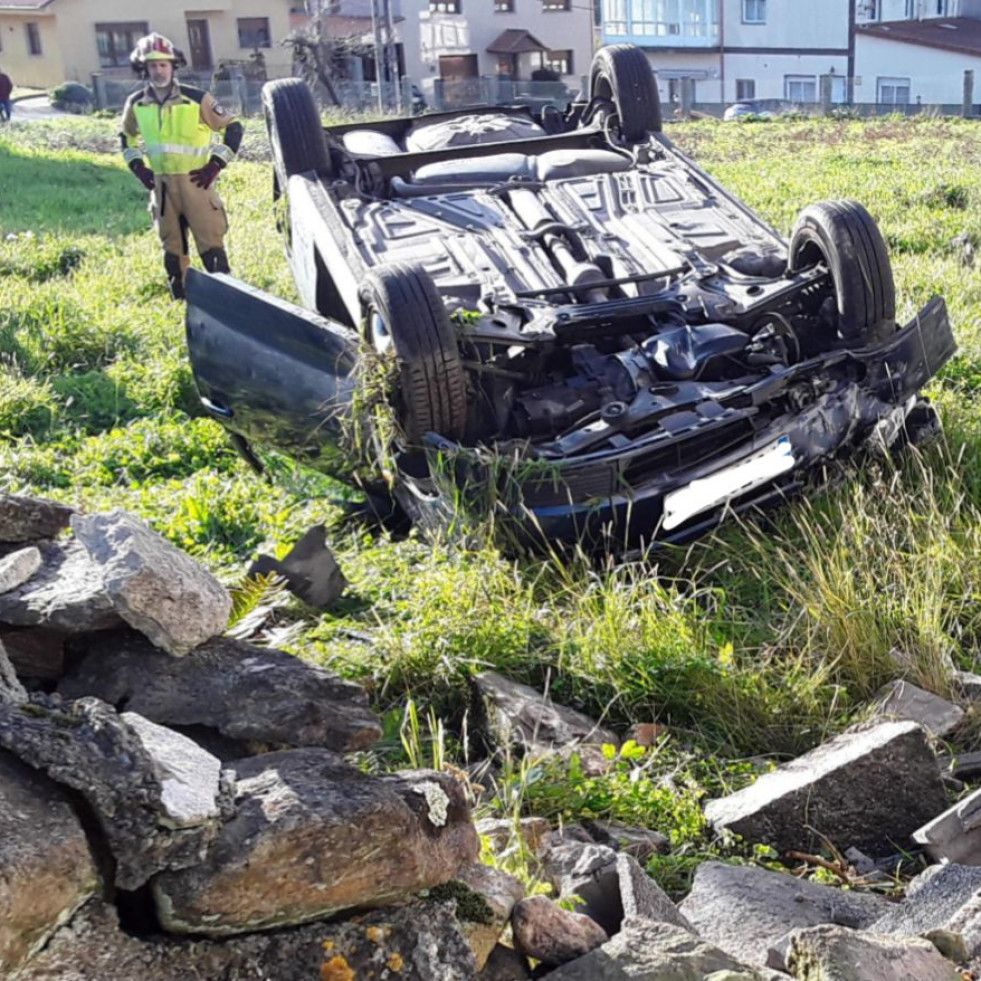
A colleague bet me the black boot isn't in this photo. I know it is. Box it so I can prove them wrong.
[164,252,185,300]
[201,248,230,274]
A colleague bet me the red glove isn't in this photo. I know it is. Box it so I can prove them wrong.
[129,159,155,191]
[189,156,225,190]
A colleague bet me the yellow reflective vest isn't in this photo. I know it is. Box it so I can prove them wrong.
[121,83,236,176]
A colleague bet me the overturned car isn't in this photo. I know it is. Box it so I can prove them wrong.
[186,44,955,551]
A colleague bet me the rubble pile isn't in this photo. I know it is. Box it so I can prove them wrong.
[3,493,981,980]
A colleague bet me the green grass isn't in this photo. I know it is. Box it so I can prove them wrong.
[3,113,981,889]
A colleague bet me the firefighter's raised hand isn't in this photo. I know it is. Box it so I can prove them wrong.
[128,159,155,191]
[189,156,225,190]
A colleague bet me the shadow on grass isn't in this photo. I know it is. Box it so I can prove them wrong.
[0,143,151,237]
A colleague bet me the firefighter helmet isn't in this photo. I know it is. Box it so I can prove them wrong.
[130,33,187,75]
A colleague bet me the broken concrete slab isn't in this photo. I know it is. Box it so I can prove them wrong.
[616,853,692,930]
[121,712,223,829]
[539,918,767,981]
[913,787,981,865]
[0,752,101,979]
[59,630,382,752]
[72,512,231,656]
[0,494,74,543]
[511,895,608,966]
[873,864,981,958]
[248,524,348,609]
[0,546,42,595]
[543,839,621,933]
[472,671,618,760]
[871,680,964,738]
[152,749,479,935]
[0,695,224,890]
[678,861,891,967]
[542,841,689,938]
[0,540,121,632]
[787,924,960,981]
[703,721,946,857]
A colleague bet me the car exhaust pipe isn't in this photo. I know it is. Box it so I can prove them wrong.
[508,188,608,303]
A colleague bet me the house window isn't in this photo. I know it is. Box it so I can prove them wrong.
[736,78,755,100]
[742,0,765,23]
[431,0,461,10]
[936,0,949,12]
[877,76,910,104]
[496,0,514,10]
[865,0,879,19]
[26,22,42,55]
[545,49,573,74]
[905,0,915,14]
[236,17,270,48]
[784,74,816,102]
[95,22,148,69]
[543,0,571,11]
[604,0,628,33]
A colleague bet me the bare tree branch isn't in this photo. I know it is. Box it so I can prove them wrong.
[282,12,375,107]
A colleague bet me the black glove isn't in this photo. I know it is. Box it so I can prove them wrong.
[129,159,155,191]
[189,156,225,190]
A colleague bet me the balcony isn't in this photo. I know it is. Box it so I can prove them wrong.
[601,0,720,48]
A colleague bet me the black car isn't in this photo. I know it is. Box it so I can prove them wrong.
[185,44,955,551]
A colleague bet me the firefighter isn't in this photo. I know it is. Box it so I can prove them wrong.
[120,33,244,300]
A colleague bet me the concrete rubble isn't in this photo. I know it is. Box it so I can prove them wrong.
[704,720,947,857]
[2,493,981,980]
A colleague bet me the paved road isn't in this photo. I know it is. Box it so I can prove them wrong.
[6,96,69,121]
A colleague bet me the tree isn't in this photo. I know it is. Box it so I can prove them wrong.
[282,13,374,107]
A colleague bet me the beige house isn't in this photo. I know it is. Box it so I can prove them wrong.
[0,0,297,90]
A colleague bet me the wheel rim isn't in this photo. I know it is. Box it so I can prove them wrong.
[369,309,393,355]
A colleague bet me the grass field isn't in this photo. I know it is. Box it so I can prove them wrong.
[3,112,981,891]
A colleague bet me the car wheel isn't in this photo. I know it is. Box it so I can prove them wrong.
[361,263,468,444]
[788,200,896,345]
[589,44,662,142]
[261,78,333,199]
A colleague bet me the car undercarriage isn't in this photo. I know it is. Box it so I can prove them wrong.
[185,44,956,551]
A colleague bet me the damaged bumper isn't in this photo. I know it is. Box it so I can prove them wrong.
[420,297,955,549]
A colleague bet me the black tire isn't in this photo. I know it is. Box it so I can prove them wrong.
[261,78,332,196]
[788,200,896,345]
[361,263,468,444]
[589,44,662,142]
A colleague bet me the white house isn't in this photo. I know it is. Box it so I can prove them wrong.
[598,0,981,107]
[599,0,851,105]
[855,15,981,104]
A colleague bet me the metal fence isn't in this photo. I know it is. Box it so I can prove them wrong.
[326,76,588,115]
[91,70,265,115]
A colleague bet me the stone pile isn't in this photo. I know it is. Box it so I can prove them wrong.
[0,496,486,980]
[6,492,981,981]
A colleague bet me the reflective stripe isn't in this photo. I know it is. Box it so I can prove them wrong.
[212,143,234,164]
[133,100,216,175]
[123,147,143,164]
[145,142,211,158]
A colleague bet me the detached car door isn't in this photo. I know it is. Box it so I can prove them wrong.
[184,270,363,483]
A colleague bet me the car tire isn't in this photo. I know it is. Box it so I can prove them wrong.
[589,44,662,142]
[788,200,896,345]
[361,263,468,444]
[262,78,333,197]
